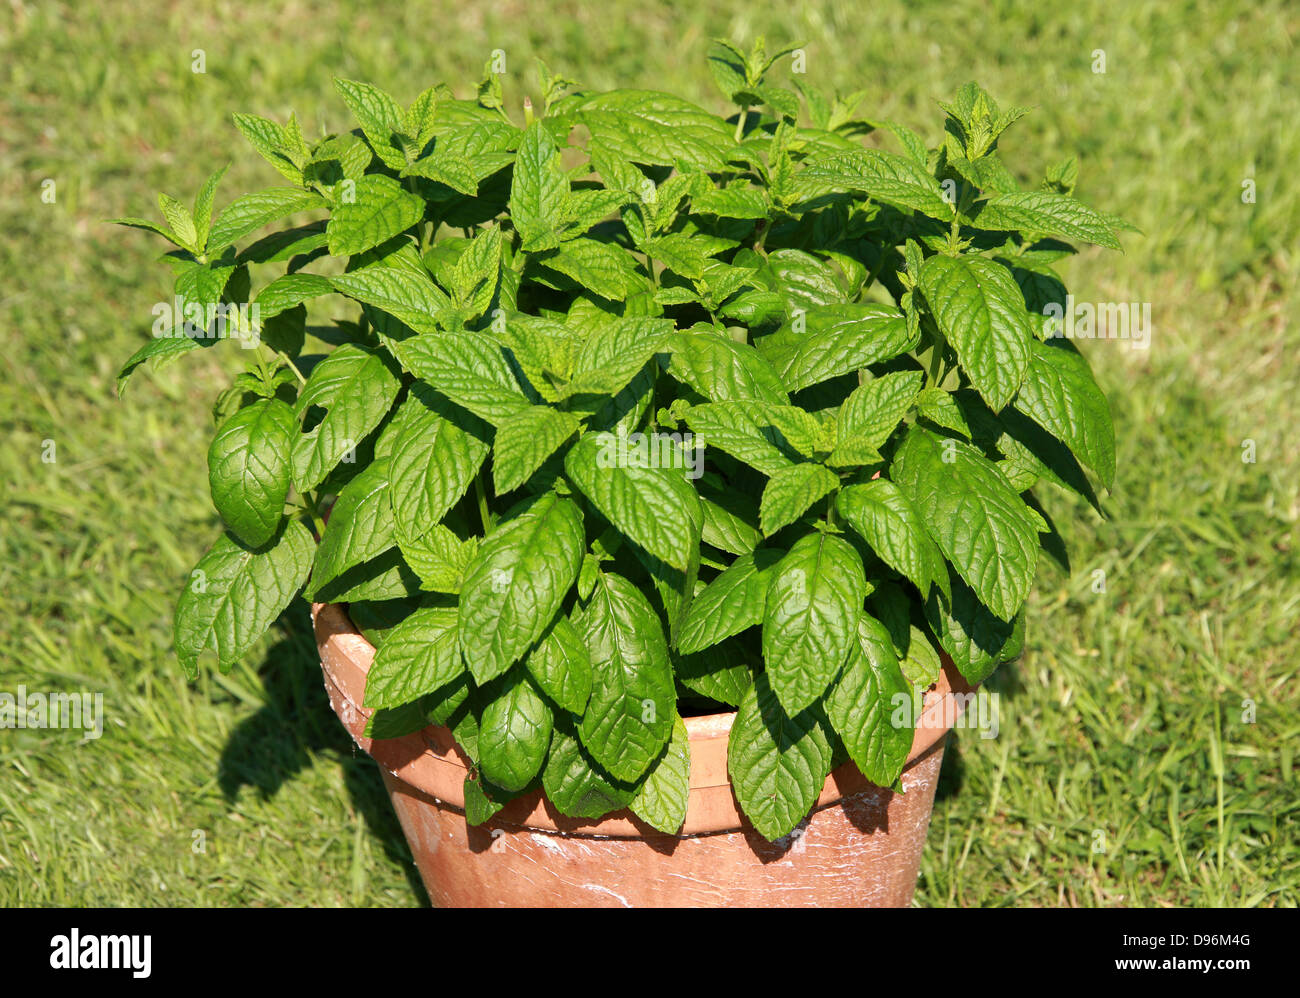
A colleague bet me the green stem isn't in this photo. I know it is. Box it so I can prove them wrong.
[277,349,307,387]
[734,106,749,142]
[473,473,492,534]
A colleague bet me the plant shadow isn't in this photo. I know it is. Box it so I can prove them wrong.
[217,602,429,906]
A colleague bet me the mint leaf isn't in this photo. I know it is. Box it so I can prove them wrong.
[509,122,569,251]
[525,614,593,715]
[458,492,585,684]
[728,671,833,841]
[565,431,704,572]
[803,149,955,221]
[891,426,1041,620]
[479,667,555,791]
[763,531,868,716]
[837,371,924,450]
[837,478,950,602]
[363,606,463,709]
[760,303,917,393]
[492,405,580,494]
[388,386,490,545]
[630,716,691,834]
[920,253,1035,411]
[291,344,401,492]
[663,329,789,404]
[677,549,779,654]
[174,521,314,677]
[760,463,839,536]
[577,571,676,782]
[974,190,1121,250]
[1014,339,1115,489]
[396,331,532,425]
[326,174,425,257]
[207,399,295,548]
[308,458,395,597]
[824,613,913,786]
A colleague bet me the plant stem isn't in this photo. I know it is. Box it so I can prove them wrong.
[277,349,307,386]
[734,106,749,142]
[473,473,492,534]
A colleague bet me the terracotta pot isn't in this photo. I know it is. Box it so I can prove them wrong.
[314,601,975,908]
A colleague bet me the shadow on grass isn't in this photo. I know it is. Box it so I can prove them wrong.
[217,602,429,906]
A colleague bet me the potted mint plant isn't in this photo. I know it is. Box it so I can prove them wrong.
[115,40,1125,907]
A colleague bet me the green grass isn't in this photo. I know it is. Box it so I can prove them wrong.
[2,0,1297,906]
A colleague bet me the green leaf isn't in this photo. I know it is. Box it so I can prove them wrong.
[479,667,554,791]
[760,463,839,536]
[1014,339,1115,489]
[291,344,402,493]
[824,613,913,787]
[677,549,778,654]
[564,431,704,573]
[763,531,868,716]
[572,90,735,171]
[891,426,1041,620]
[458,492,585,684]
[759,304,917,393]
[330,265,451,336]
[326,174,425,257]
[837,479,951,602]
[525,614,593,715]
[207,188,325,255]
[463,775,507,826]
[192,164,228,251]
[158,193,198,251]
[676,642,754,706]
[925,576,1020,684]
[662,330,789,404]
[974,190,1121,250]
[396,331,532,425]
[802,149,955,220]
[388,386,490,545]
[700,494,762,555]
[232,113,305,184]
[533,238,642,301]
[682,402,796,477]
[254,272,335,320]
[916,386,972,439]
[399,525,477,594]
[173,521,314,677]
[334,78,408,169]
[920,253,1035,411]
[492,405,580,494]
[630,716,691,833]
[509,122,569,250]
[308,458,395,597]
[542,716,634,820]
[117,334,201,397]
[363,606,464,709]
[727,671,833,841]
[837,371,924,450]
[566,317,674,398]
[207,399,295,548]
[577,572,676,782]
[692,185,768,219]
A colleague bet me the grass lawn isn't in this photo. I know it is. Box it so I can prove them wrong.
[1,0,1296,906]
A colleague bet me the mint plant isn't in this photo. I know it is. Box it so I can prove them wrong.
[115,41,1126,841]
